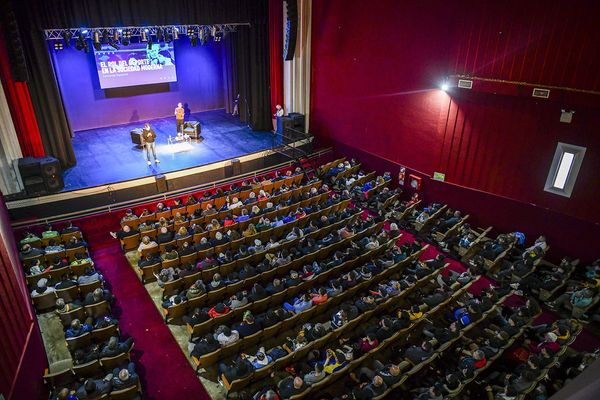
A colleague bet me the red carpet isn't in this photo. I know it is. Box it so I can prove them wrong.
[76,214,211,400]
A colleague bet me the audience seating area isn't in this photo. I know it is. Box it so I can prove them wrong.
[14,156,599,400]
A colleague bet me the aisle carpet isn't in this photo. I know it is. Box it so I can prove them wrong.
[76,214,211,400]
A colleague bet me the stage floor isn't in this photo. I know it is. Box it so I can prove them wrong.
[63,109,273,191]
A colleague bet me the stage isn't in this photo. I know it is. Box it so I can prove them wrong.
[63,109,274,191]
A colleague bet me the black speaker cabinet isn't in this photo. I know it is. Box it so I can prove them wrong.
[284,0,298,61]
[23,176,46,196]
[40,157,64,192]
[18,157,41,178]
[155,174,168,192]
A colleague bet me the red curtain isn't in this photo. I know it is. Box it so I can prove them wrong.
[268,0,284,114]
[0,31,44,158]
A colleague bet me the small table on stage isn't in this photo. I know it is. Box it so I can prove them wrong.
[167,133,192,146]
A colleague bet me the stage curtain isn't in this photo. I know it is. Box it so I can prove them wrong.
[18,34,76,167]
[0,79,24,195]
[10,0,271,165]
[235,25,272,131]
[222,35,238,115]
[283,0,312,131]
[269,0,284,116]
[0,20,44,160]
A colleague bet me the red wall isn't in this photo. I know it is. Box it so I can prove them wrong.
[0,195,47,399]
[311,0,600,261]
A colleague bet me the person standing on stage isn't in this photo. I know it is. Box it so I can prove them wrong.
[274,104,284,142]
[174,102,185,134]
[143,123,159,165]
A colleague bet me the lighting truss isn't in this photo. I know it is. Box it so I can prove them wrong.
[43,24,247,41]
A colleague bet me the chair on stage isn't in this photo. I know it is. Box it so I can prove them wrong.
[183,121,202,141]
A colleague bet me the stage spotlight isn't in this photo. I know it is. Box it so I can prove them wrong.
[113,30,119,42]
[93,31,102,51]
[441,82,449,91]
[108,40,120,50]
[75,32,85,51]
[164,29,172,43]
[121,29,130,46]
[101,30,109,43]
[187,26,195,36]
[173,27,179,40]
[212,26,223,42]
[141,29,148,42]
[53,41,64,50]
[157,28,164,42]
[200,26,209,46]
[62,31,72,46]
[147,36,153,49]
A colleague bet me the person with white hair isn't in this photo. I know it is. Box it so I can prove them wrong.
[227,196,243,210]
[31,278,55,296]
[111,362,139,390]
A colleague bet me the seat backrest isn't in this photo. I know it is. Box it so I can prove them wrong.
[85,300,111,319]
[100,351,130,372]
[66,332,92,351]
[32,291,58,312]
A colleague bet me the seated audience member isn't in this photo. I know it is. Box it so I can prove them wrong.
[100,336,134,358]
[111,362,139,391]
[84,288,112,305]
[218,355,254,383]
[55,298,82,314]
[78,267,103,285]
[19,243,45,260]
[208,302,230,318]
[234,312,261,337]
[66,319,93,338]
[277,376,308,399]
[214,325,240,346]
[405,341,433,364]
[76,376,112,399]
[242,347,273,369]
[303,362,326,385]
[137,236,158,256]
[109,225,139,240]
[31,278,55,296]
[183,307,209,326]
[190,333,220,357]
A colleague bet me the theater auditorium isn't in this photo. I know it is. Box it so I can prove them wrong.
[1,1,600,399]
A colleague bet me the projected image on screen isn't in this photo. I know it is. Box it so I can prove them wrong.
[94,42,177,89]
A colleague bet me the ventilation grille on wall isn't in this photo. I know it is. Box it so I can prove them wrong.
[457,79,473,89]
[532,88,550,98]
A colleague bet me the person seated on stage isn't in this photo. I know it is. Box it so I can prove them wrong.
[109,225,139,240]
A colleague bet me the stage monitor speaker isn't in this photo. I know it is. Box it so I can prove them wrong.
[155,174,168,193]
[18,157,41,178]
[40,157,64,193]
[23,176,46,196]
[284,0,298,61]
